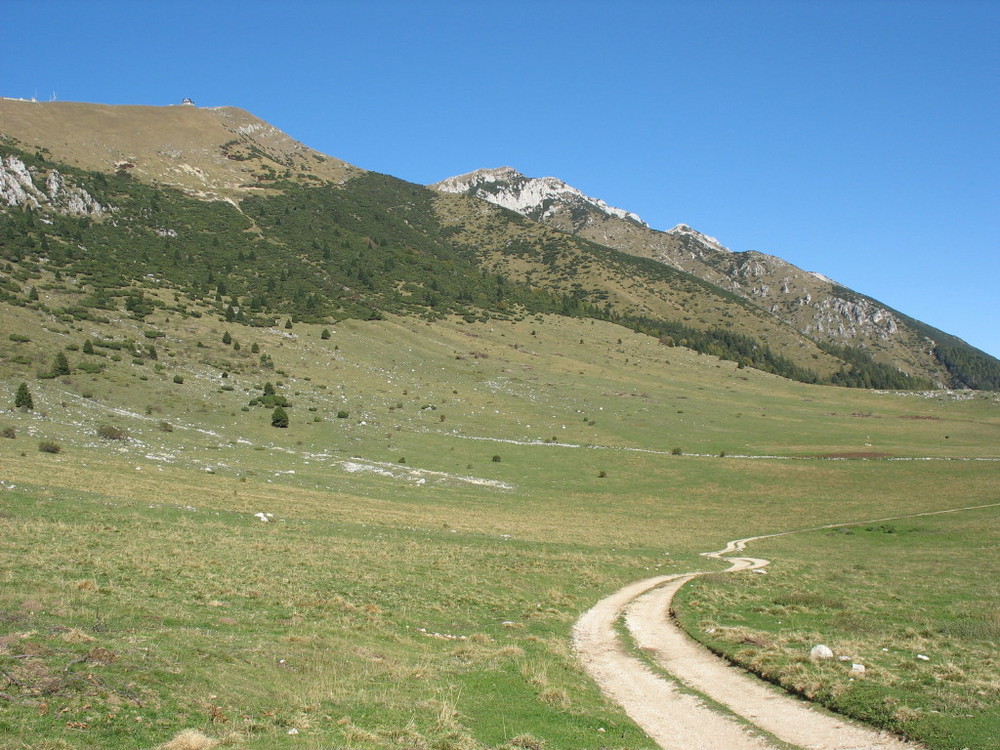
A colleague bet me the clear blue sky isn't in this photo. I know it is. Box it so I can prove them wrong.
[6,0,999,359]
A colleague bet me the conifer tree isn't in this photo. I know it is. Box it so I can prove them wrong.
[15,382,33,410]
[52,352,70,376]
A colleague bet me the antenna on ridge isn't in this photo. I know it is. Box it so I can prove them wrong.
[51,91,57,101]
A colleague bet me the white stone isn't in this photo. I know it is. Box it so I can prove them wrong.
[810,644,834,660]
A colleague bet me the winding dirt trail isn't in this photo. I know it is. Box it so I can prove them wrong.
[573,503,1000,750]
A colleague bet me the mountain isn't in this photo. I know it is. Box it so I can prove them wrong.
[432,167,1000,389]
[2,98,998,390]
[0,98,356,201]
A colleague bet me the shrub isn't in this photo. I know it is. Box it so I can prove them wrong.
[671,447,683,455]
[321,328,331,340]
[271,406,289,428]
[492,455,502,463]
[38,440,61,454]
[336,410,349,419]
[598,470,607,478]
[158,421,174,432]
[222,331,232,345]
[1,426,15,439]
[82,339,95,354]
[96,424,128,441]
[173,374,185,384]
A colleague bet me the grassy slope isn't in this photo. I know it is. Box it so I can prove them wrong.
[0,99,356,198]
[0,293,998,749]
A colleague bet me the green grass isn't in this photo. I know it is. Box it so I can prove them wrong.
[1,295,998,748]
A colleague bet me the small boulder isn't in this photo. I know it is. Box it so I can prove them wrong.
[810,644,834,660]
[850,663,866,674]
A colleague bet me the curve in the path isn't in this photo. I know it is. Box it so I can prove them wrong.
[573,503,1000,750]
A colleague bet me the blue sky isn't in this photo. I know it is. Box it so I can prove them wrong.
[6,0,999,359]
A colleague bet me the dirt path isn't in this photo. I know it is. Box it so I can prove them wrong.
[572,505,1000,749]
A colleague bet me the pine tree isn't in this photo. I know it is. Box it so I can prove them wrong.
[15,382,33,410]
[52,352,70,376]
[271,406,289,428]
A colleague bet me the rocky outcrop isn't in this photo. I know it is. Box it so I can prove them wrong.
[0,155,105,216]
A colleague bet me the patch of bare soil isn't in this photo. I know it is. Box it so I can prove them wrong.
[818,452,894,459]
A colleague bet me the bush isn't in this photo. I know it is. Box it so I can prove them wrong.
[1,426,15,439]
[158,421,174,432]
[271,405,289,428]
[173,374,185,384]
[38,440,61,454]
[492,455,502,463]
[336,410,349,419]
[598,470,607,478]
[96,424,128,441]
[321,328,331,340]
[671,447,683,455]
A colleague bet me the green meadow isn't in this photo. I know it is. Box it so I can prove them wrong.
[1,303,997,749]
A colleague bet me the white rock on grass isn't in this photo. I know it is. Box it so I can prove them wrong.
[810,644,834,660]
[850,663,866,674]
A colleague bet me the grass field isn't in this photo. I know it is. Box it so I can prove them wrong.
[1,301,998,749]
[673,506,1000,750]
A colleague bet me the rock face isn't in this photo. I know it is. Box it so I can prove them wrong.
[0,155,105,216]
[432,167,646,229]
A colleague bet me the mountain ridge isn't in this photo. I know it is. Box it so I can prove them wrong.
[429,166,996,388]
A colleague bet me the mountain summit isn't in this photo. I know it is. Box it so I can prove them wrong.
[432,167,647,229]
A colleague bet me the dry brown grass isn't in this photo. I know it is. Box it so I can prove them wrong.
[158,729,218,750]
